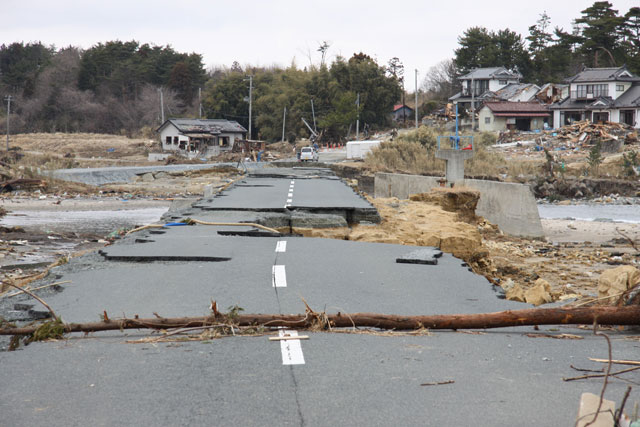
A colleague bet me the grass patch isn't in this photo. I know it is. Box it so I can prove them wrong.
[364,127,506,178]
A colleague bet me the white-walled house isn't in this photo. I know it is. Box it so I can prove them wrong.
[478,102,550,132]
[550,66,640,128]
[449,67,522,108]
[157,119,247,157]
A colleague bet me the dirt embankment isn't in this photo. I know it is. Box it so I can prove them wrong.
[295,188,485,259]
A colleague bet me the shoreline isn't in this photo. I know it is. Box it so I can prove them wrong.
[541,218,640,244]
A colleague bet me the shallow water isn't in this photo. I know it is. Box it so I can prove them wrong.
[538,204,640,224]
[1,208,169,235]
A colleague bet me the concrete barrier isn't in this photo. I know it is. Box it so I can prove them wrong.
[375,173,544,238]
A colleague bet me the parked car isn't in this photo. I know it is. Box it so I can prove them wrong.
[299,146,318,162]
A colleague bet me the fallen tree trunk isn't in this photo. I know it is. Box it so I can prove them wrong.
[1,306,639,336]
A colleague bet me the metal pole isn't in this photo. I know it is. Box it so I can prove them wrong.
[5,95,11,151]
[355,93,360,141]
[415,69,418,130]
[311,99,317,132]
[281,106,287,142]
[198,87,202,119]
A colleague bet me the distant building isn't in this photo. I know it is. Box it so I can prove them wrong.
[550,66,640,128]
[478,102,550,132]
[157,118,247,157]
[391,104,414,122]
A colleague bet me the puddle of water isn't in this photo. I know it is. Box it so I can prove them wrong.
[1,208,169,235]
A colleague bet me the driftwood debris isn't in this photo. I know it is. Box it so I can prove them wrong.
[0,178,46,192]
[1,306,639,336]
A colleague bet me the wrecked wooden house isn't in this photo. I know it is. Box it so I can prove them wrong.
[157,119,247,158]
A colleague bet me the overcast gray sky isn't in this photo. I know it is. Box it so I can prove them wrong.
[2,0,638,87]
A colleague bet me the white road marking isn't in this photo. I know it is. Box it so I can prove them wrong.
[286,198,293,203]
[279,329,305,365]
[275,241,287,252]
[272,265,287,287]
[288,192,293,197]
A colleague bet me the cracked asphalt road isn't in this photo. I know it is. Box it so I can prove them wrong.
[1,168,638,426]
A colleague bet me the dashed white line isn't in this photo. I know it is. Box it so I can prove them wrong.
[272,265,287,287]
[286,198,293,203]
[288,192,293,197]
[275,241,287,252]
[279,329,305,365]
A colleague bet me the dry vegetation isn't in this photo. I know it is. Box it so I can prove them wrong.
[9,132,158,166]
[363,126,542,179]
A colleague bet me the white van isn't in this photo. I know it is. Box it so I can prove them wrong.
[299,146,319,162]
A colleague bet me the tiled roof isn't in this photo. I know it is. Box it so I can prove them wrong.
[482,101,549,113]
[480,83,539,101]
[161,119,247,134]
[614,85,640,108]
[459,67,522,81]
[393,104,413,112]
[565,66,640,83]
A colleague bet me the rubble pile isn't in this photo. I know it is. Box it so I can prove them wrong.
[496,120,638,153]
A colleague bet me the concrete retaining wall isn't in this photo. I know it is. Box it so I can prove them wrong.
[375,173,544,238]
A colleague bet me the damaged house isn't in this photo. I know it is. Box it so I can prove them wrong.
[449,67,522,109]
[157,119,247,157]
[550,66,640,129]
[448,67,523,128]
[478,82,540,103]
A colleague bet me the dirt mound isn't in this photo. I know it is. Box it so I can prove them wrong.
[307,195,484,260]
[409,188,481,223]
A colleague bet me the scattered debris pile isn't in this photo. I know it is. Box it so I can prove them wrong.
[497,121,638,152]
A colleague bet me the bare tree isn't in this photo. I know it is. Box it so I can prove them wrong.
[422,59,458,101]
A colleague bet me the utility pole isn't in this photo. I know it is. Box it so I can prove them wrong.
[158,89,165,124]
[281,106,287,143]
[198,87,202,119]
[244,75,253,140]
[310,99,316,132]
[355,93,360,141]
[471,76,475,131]
[414,69,418,130]
[5,95,12,151]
